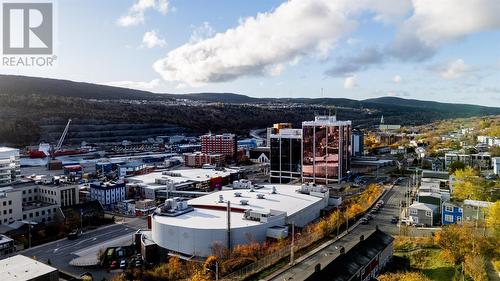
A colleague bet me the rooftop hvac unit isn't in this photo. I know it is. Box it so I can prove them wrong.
[219,195,224,203]
[256,194,265,199]
[240,199,249,205]
[234,192,242,197]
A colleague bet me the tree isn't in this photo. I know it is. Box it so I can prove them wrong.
[448,161,466,173]
[378,272,432,281]
[435,224,473,264]
[464,254,488,281]
[167,256,182,280]
[486,201,500,239]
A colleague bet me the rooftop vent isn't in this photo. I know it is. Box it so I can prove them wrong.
[234,192,242,197]
[250,186,255,192]
[218,195,224,203]
[272,186,277,194]
[240,199,249,205]
[256,194,265,199]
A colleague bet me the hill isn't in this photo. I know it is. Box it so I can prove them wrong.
[0,75,499,146]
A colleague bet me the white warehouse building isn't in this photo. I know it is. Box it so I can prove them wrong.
[150,184,328,257]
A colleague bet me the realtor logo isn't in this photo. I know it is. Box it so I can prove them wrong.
[2,2,53,55]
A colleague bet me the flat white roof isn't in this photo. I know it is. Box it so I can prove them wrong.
[129,168,240,186]
[0,255,57,281]
[0,147,18,153]
[153,184,326,229]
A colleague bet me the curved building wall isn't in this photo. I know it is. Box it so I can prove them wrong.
[151,215,286,257]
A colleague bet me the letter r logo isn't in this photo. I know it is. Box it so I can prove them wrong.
[3,2,53,55]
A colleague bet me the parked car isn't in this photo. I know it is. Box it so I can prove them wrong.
[400,218,412,225]
[119,260,126,269]
[135,260,142,267]
[360,218,369,225]
[366,214,374,220]
[377,200,384,206]
[67,231,80,240]
[391,216,399,224]
[110,260,118,269]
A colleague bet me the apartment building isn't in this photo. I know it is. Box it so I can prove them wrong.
[201,133,237,159]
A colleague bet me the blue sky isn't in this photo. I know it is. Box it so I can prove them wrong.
[4,0,500,106]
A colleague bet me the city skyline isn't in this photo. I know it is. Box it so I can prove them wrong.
[2,0,500,106]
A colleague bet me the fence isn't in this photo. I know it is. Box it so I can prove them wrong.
[222,231,322,280]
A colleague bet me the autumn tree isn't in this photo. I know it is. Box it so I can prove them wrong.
[167,256,182,280]
[378,272,432,281]
[486,201,500,239]
[464,254,488,281]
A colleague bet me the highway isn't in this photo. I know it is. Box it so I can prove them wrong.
[267,180,407,281]
[21,217,147,280]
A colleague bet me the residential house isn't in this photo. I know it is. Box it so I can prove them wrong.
[441,202,463,225]
[408,202,439,226]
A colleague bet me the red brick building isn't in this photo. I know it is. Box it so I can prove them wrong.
[201,133,237,159]
[183,152,224,167]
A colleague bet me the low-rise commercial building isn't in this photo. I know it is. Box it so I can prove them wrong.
[0,255,59,281]
[90,181,126,206]
[129,168,244,200]
[306,229,394,281]
[444,152,491,169]
[0,147,20,186]
[149,184,329,257]
[183,152,224,168]
[0,234,14,257]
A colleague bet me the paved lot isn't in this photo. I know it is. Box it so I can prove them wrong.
[21,218,147,280]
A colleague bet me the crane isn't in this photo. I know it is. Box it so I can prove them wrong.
[55,119,72,151]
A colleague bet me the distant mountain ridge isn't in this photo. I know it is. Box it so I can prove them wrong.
[1,75,499,115]
[1,74,499,147]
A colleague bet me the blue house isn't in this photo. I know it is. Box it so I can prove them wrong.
[441,202,463,225]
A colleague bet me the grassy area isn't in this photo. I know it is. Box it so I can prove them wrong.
[420,250,456,281]
[395,249,457,281]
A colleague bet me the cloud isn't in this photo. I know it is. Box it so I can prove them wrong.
[344,75,358,89]
[390,0,500,60]
[430,59,475,80]
[153,0,500,86]
[392,75,402,83]
[117,0,169,27]
[153,0,358,87]
[141,30,166,48]
[190,22,216,43]
[104,79,161,91]
[325,47,385,76]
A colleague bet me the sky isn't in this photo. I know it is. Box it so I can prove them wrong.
[3,0,500,106]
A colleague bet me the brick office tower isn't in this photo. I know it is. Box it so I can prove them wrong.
[201,133,237,160]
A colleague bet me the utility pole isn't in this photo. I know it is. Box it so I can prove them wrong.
[215,261,219,281]
[80,208,83,231]
[289,222,295,265]
[346,211,349,233]
[227,201,231,253]
[28,219,32,249]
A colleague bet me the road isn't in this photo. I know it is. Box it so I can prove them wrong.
[267,180,406,281]
[21,217,147,280]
